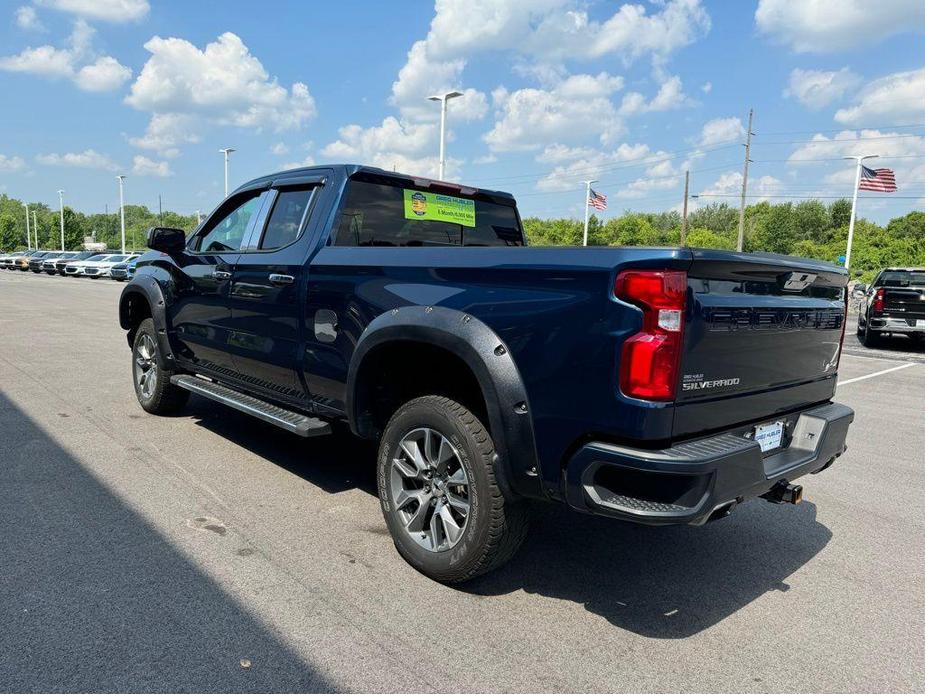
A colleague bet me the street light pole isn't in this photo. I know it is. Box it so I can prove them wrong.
[57,190,65,251]
[219,148,235,197]
[427,91,463,180]
[582,179,597,247]
[32,211,38,249]
[843,154,878,271]
[117,175,127,254]
[24,204,30,250]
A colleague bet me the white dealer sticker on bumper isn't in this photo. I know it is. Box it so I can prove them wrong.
[754,421,784,453]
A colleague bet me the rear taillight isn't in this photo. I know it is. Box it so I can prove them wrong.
[614,270,687,401]
[872,288,885,313]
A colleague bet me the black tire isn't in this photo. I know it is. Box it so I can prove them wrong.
[377,395,529,584]
[131,318,189,415]
[862,323,880,348]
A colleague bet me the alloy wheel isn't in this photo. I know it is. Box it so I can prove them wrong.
[134,333,158,400]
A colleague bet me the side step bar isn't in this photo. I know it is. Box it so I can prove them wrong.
[170,375,332,438]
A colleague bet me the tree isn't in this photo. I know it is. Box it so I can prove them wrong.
[830,199,852,229]
[685,227,734,250]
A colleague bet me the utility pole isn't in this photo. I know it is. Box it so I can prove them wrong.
[428,91,463,180]
[737,108,754,252]
[843,154,879,271]
[117,175,127,254]
[158,194,163,223]
[681,170,690,246]
[32,210,38,249]
[24,204,30,249]
[57,190,65,251]
[582,179,597,247]
[219,148,235,197]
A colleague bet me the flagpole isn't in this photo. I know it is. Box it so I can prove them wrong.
[582,179,597,246]
[843,154,878,272]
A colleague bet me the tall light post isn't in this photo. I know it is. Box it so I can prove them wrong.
[582,179,598,247]
[57,190,65,251]
[428,91,463,180]
[843,154,878,271]
[32,210,38,249]
[219,147,235,197]
[24,203,30,250]
[116,175,127,253]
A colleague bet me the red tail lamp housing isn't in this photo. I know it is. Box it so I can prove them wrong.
[872,288,885,313]
[614,270,687,401]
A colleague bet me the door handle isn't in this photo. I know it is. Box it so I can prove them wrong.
[212,270,232,280]
[269,273,294,286]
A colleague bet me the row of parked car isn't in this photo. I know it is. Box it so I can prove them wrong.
[0,249,140,280]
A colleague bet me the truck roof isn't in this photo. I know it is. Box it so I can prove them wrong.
[233,164,517,206]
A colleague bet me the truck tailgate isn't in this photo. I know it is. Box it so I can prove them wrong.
[673,251,847,439]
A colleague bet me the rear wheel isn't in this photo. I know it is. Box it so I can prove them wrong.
[862,323,880,348]
[377,395,529,584]
[132,318,189,415]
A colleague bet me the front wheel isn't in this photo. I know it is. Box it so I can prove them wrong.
[132,318,189,415]
[377,396,529,583]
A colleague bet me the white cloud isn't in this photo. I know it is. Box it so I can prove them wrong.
[390,0,709,120]
[0,19,130,91]
[534,142,661,192]
[787,129,925,165]
[281,155,316,170]
[35,0,149,23]
[700,170,783,201]
[127,113,199,158]
[320,116,448,178]
[618,75,694,116]
[834,68,925,125]
[701,81,712,94]
[755,0,925,52]
[132,154,171,177]
[271,142,289,156]
[698,117,745,147]
[485,72,625,152]
[784,68,861,110]
[126,33,316,132]
[15,6,44,30]
[74,55,131,91]
[36,149,119,171]
[0,154,27,171]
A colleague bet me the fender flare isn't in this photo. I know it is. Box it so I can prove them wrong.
[118,274,177,370]
[347,305,545,500]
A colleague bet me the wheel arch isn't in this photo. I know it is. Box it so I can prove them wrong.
[347,306,544,500]
[118,275,177,369]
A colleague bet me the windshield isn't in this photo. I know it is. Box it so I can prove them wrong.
[106,255,127,263]
[331,179,524,247]
[86,254,108,261]
[876,271,925,287]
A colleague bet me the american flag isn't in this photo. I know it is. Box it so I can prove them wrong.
[858,166,897,192]
[588,188,608,210]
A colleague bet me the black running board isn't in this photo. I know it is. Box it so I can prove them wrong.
[171,375,331,437]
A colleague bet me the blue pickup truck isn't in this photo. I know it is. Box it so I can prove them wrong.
[119,164,854,583]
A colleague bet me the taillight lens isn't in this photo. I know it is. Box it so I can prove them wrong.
[614,270,687,401]
[872,288,885,313]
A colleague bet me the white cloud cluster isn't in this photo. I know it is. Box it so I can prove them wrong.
[127,33,316,130]
[699,170,783,202]
[0,154,27,171]
[127,113,200,158]
[15,6,44,30]
[618,75,694,116]
[34,0,149,23]
[755,0,925,52]
[0,19,131,91]
[534,142,669,193]
[787,129,925,165]
[132,154,171,177]
[784,68,861,110]
[834,68,925,125]
[36,148,119,170]
[698,116,745,147]
[484,72,626,152]
[320,116,446,178]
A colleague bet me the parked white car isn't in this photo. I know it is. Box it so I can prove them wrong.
[82,254,138,278]
[65,253,114,276]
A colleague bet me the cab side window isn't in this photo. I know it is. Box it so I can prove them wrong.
[195,192,263,253]
[259,188,315,250]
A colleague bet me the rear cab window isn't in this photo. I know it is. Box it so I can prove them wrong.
[330,177,524,247]
[875,270,925,287]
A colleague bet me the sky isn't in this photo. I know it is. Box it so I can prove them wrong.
[1,0,925,223]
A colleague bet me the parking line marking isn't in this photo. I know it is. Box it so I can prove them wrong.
[837,362,916,387]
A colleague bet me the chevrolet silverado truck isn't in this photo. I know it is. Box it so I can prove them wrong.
[856,267,925,348]
[119,164,854,583]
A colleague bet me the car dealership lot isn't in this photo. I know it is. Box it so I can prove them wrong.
[1,270,922,693]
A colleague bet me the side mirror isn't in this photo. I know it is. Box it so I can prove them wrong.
[852,283,867,298]
[147,227,186,253]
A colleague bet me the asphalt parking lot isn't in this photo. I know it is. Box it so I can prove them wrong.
[1,270,923,693]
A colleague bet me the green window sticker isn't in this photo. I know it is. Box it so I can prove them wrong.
[403,189,475,228]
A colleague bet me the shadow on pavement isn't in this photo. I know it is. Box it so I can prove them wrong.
[0,392,331,693]
[183,395,832,640]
